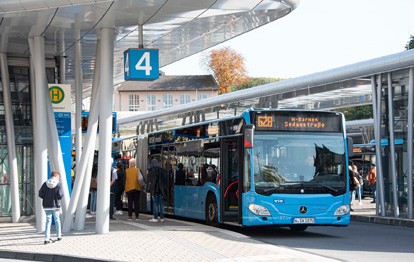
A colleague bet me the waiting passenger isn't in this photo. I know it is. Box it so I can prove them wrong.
[208,164,218,184]
[199,164,209,185]
[148,159,167,223]
[114,162,126,215]
[125,159,143,220]
[38,171,64,244]
[175,163,186,186]
[110,163,117,220]
[89,163,98,215]
[188,168,195,178]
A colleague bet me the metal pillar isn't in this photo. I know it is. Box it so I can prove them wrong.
[387,73,399,217]
[373,75,385,216]
[28,37,47,232]
[138,25,144,49]
[0,52,21,223]
[59,30,66,83]
[74,28,83,180]
[96,27,115,234]
[370,76,379,215]
[407,68,414,219]
[74,39,101,231]
[29,55,41,226]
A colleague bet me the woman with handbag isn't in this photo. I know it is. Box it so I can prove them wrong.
[125,158,143,220]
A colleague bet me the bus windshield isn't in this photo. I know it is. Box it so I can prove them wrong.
[253,132,346,196]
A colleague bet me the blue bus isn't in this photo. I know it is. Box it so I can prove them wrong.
[146,109,352,231]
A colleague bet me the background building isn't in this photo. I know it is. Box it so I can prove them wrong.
[114,75,219,112]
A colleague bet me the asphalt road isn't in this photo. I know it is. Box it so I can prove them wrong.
[227,221,414,262]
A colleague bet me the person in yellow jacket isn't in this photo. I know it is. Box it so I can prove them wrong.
[125,158,143,220]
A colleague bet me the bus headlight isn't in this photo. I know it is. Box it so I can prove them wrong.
[334,205,350,216]
[248,204,271,216]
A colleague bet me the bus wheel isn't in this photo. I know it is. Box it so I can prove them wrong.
[206,195,218,226]
[289,225,308,232]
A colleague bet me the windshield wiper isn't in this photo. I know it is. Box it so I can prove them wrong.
[262,183,302,195]
[263,188,281,195]
[308,181,338,193]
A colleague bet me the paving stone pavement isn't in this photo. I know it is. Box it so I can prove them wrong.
[0,213,339,262]
[1,197,412,262]
[350,196,414,227]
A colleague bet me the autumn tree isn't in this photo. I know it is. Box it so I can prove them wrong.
[204,47,248,94]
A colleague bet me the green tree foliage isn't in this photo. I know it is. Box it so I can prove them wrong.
[405,35,414,50]
[337,105,373,121]
[232,77,283,92]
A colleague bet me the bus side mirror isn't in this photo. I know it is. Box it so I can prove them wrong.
[347,137,354,158]
[244,124,254,148]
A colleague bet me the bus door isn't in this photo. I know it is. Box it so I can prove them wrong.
[162,145,175,214]
[220,136,243,223]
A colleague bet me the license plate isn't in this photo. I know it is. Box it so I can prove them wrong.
[293,218,315,224]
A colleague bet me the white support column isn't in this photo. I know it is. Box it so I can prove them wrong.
[96,27,115,234]
[74,28,83,179]
[407,68,414,219]
[74,39,101,231]
[44,78,71,214]
[31,36,70,217]
[0,52,21,223]
[34,36,70,215]
[63,37,101,232]
[387,73,399,217]
[28,37,47,232]
[62,94,99,232]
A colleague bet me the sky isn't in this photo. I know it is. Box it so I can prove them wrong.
[161,0,414,79]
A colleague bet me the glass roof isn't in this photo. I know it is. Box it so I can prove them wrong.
[0,0,298,98]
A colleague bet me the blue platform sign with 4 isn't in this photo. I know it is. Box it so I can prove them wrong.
[124,48,159,81]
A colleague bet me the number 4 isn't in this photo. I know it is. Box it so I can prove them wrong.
[135,52,152,76]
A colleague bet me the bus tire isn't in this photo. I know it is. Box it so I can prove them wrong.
[289,225,308,232]
[206,195,218,226]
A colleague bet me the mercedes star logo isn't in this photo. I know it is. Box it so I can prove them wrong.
[299,206,308,214]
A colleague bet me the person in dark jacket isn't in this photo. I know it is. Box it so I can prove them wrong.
[148,159,167,222]
[175,163,186,186]
[38,171,64,244]
[114,161,125,215]
[348,165,357,211]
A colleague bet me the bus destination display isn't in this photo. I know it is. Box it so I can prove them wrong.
[255,112,341,132]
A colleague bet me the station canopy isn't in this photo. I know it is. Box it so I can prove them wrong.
[0,0,298,97]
